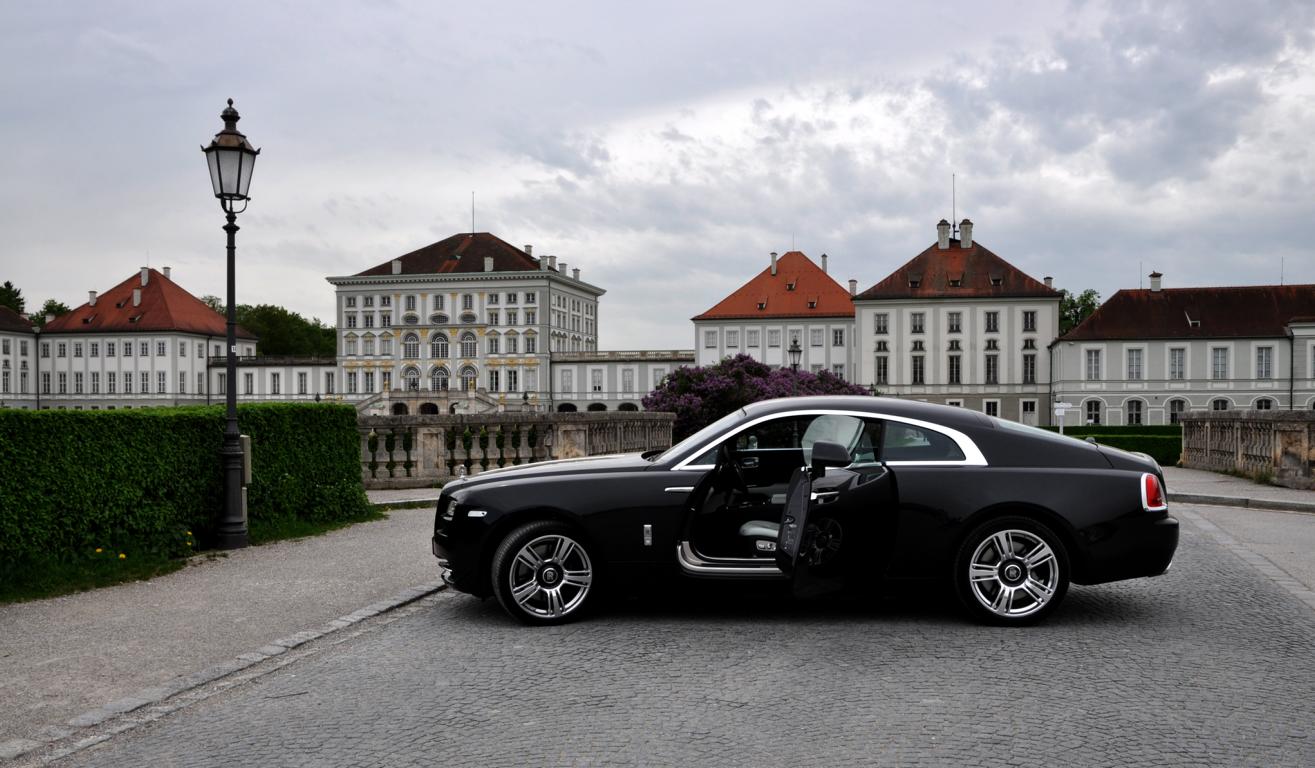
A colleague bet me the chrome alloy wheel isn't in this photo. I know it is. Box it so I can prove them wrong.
[967,529,1059,619]
[507,534,593,619]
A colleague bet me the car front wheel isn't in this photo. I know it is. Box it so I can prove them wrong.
[954,516,1069,626]
[491,521,596,625]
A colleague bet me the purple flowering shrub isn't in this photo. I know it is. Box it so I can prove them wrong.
[642,354,872,441]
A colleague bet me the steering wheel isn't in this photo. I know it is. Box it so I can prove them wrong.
[716,443,750,496]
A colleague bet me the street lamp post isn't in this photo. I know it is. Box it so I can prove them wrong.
[202,99,260,550]
[787,338,802,396]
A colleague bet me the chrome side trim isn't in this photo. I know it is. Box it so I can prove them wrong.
[467,510,488,518]
[677,542,785,578]
[664,486,695,493]
[671,408,989,471]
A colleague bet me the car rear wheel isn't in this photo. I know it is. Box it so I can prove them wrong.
[954,516,1069,626]
[491,521,596,625]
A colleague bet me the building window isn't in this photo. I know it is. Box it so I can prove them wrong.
[832,364,844,380]
[1127,348,1143,381]
[92,372,102,394]
[984,401,1000,418]
[1085,349,1102,381]
[364,371,376,392]
[768,329,781,348]
[488,370,500,392]
[910,313,924,334]
[432,334,449,358]
[1169,348,1185,380]
[810,328,823,347]
[1256,347,1273,380]
[1255,398,1273,410]
[72,342,82,358]
[653,368,667,388]
[459,367,476,391]
[403,333,420,359]
[1023,354,1037,385]
[506,334,518,354]
[430,367,449,391]
[947,312,961,333]
[157,371,167,394]
[525,292,535,304]
[90,342,100,357]
[42,372,51,394]
[1168,399,1186,424]
[460,333,477,358]
[832,329,845,347]
[985,311,999,333]
[911,355,925,385]
[325,372,335,394]
[347,372,358,394]
[58,372,68,394]
[178,372,186,394]
[363,314,375,329]
[591,369,603,392]
[1126,399,1143,425]
[345,337,358,356]
[562,370,574,394]
[405,295,416,311]
[380,296,391,308]
[345,297,356,308]
[462,294,473,311]
[985,354,999,385]
[363,296,374,308]
[178,341,186,357]
[41,342,50,358]
[363,337,374,356]
[622,369,634,393]
[244,373,254,395]
[525,334,537,354]
[947,355,961,385]
[432,295,445,311]
[726,330,739,348]
[140,371,149,393]
[507,310,518,326]
[107,372,116,394]
[488,335,500,355]
[488,310,499,326]
[874,313,888,334]
[297,372,307,395]
[704,330,717,348]
[1211,348,1229,380]
[747,330,760,348]
[508,370,519,392]
[157,341,166,356]
[1023,311,1037,332]
[381,313,391,328]
[140,341,150,356]
[1086,400,1102,425]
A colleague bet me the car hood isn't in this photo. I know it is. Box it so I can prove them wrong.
[444,452,654,490]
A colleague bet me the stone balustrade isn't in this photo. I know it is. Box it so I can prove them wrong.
[356,411,677,489]
[1181,411,1315,490]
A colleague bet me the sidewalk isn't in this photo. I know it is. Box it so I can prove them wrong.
[1163,466,1315,513]
[0,492,442,758]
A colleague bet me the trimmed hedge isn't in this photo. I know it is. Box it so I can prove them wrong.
[1043,425,1182,437]
[1079,435,1182,466]
[0,403,370,582]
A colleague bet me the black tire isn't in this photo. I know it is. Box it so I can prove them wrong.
[954,515,1070,626]
[491,521,598,625]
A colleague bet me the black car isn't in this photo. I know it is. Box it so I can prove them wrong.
[432,396,1178,626]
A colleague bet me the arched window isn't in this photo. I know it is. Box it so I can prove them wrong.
[487,332,500,355]
[587,402,607,411]
[460,333,477,358]
[1125,399,1144,426]
[618,402,639,411]
[1211,398,1231,411]
[403,333,420,359]
[556,403,578,412]
[431,333,448,359]
[460,365,477,391]
[1084,400,1102,425]
[1168,399,1186,425]
[1255,398,1273,411]
[391,403,409,415]
[403,366,420,391]
[430,366,449,391]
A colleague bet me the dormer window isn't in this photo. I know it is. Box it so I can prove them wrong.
[909,273,922,288]
[1185,312,1201,328]
[989,272,1003,287]
[757,301,767,311]
[786,282,796,291]
[82,316,94,324]
[948,272,963,288]
[807,298,817,309]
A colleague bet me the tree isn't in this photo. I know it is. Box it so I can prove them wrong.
[200,295,223,313]
[233,304,336,357]
[1059,288,1101,335]
[29,299,71,329]
[642,354,872,441]
[0,281,23,314]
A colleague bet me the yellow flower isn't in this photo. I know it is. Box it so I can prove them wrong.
[95,548,103,553]
[118,553,126,560]
[186,531,192,536]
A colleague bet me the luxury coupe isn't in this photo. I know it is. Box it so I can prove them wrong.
[431,396,1178,626]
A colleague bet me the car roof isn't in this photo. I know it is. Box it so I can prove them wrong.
[741,396,994,431]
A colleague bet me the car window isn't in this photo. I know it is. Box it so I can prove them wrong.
[687,413,882,467]
[800,414,864,464]
[880,422,965,462]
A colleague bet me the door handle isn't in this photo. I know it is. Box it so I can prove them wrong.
[738,457,759,469]
[664,486,694,493]
[810,490,839,502]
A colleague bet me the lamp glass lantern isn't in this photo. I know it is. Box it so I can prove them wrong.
[787,338,802,369]
[203,99,260,206]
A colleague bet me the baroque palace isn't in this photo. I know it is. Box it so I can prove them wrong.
[3,221,1312,425]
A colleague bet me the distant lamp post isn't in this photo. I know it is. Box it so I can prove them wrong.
[869,383,879,397]
[202,98,260,550]
[788,338,802,373]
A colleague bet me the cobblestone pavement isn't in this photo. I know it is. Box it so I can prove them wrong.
[57,506,1315,767]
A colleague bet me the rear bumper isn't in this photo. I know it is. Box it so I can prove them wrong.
[1077,515,1179,585]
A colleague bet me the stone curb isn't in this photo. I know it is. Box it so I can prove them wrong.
[0,580,445,764]
[1168,492,1315,515]
[370,497,440,512]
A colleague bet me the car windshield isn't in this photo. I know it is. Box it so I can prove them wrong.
[651,408,747,463]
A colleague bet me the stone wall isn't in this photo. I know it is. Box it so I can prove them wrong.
[356,411,676,489]
[1181,411,1315,490]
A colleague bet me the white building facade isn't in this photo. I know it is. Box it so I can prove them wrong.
[0,307,36,409]
[550,350,694,412]
[1052,276,1315,425]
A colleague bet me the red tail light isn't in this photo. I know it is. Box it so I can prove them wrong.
[1141,473,1167,512]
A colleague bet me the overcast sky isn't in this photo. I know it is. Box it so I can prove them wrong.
[3,0,1313,349]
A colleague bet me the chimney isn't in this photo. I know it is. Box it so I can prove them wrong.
[848,279,857,296]
[936,219,951,250]
[163,266,171,280]
[140,267,150,286]
[88,290,98,307]
[484,256,494,272]
[1149,271,1163,292]
[1044,276,1053,289]
[572,268,580,281]
[132,288,142,307]
[548,255,557,270]
[821,253,829,274]
[770,252,778,276]
[524,244,533,256]
[391,259,402,275]
[558,261,567,276]
[539,256,548,271]
[960,219,973,248]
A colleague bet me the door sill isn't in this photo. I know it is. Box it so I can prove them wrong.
[677,541,785,579]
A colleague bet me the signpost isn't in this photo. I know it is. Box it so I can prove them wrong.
[1053,402,1074,435]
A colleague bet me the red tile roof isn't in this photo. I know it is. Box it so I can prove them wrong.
[1061,284,1315,341]
[855,239,1059,301]
[356,232,545,276]
[0,305,33,333]
[43,269,257,339]
[692,251,854,321]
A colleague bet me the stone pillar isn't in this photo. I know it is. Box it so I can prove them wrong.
[517,424,532,465]
[486,424,503,469]
[360,429,375,482]
[434,426,451,482]
[451,430,468,477]
[469,428,485,475]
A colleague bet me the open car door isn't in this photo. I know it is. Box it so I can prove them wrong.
[775,465,813,572]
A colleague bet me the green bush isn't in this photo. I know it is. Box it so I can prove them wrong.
[1043,425,1182,436]
[1061,434,1182,466]
[0,403,369,588]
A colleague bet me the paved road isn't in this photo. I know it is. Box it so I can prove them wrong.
[54,504,1315,767]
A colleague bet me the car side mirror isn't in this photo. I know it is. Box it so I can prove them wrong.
[810,440,851,477]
